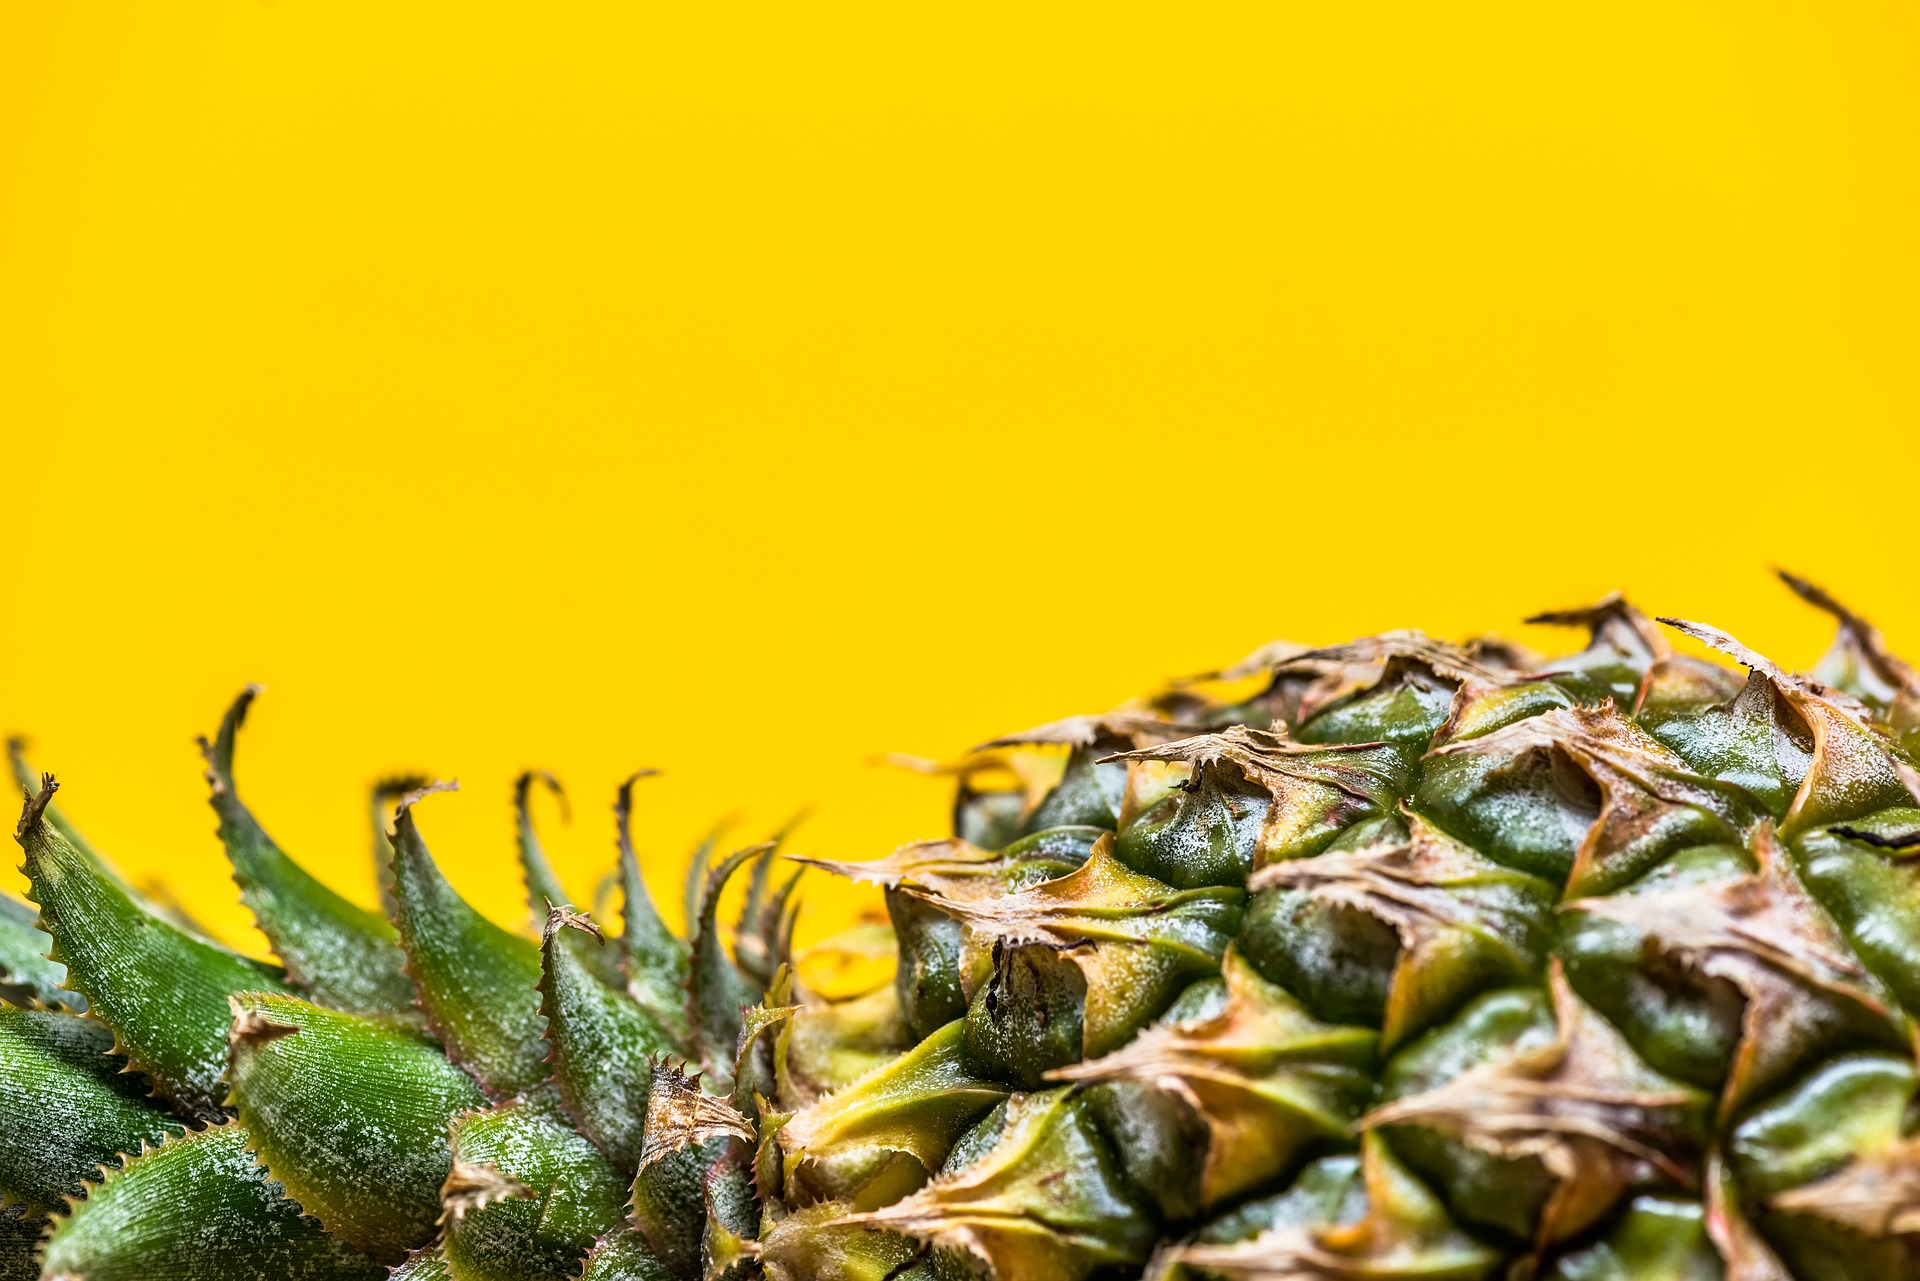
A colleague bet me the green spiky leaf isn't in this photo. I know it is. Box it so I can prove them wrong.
[0,889,75,1010]
[0,1204,44,1281]
[0,1005,182,1211]
[582,1227,675,1281]
[39,1124,385,1281]
[515,772,627,992]
[388,1245,455,1280]
[539,905,680,1170]
[16,778,289,1120]
[630,1137,730,1281]
[615,772,692,1043]
[687,843,766,1087]
[203,687,417,1016]
[225,989,487,1262]
[388,784,549,1098]
[441,1087,630,1281]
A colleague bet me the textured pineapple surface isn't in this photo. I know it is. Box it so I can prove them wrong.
[8,573,1920,1280]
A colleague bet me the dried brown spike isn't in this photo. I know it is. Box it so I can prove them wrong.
[438,1157,532,1224]
[542,900,604,945]
[974,713,1206,752]
[639,1062,755,1171]
[225,995,301,1050]
[16,772,56,841]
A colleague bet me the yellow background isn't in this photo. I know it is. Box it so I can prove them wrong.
[3,2,1917,955]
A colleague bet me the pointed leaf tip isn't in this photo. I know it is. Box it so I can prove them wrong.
[543,900,604,944]
[15,772,55,840]
[227,997,301,1050]
[396,779,459,817]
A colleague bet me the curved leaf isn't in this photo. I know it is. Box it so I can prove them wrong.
[226,990,486,1262]
[0,1204,44,1281]
[441,1087,629,1281]
[16,778,288,1120]
[0,1005,181,1211]
[202,687,416,1016]
[39,1124,384,1281]
[0,889,76,1010]
[538,906,679,1170]
[687,843,765,1087]
[387,784,549,1098]
[582,1227,675,1281]
[614,773,692,1042]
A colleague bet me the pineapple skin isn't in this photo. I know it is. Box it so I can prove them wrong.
[7,572,1920,1280]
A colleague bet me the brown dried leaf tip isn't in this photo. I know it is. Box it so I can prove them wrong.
[16,771,56,840]
[439,1157,533,1224]
[639,1062,756,1171]
[543,899,605,945]
[226,995,301,1050]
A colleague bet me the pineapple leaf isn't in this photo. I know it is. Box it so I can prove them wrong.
[0,888,78,1011]
[38,1124,386,1281]
[1153,1132,1501,1281]
[16,777,289,1121]
[1051,945,1377,1211]
[388,783,551,1099]
[681,817,737,952]
[582,1226,675,1281]
[629,1136,730,1281]
[777,981,911,1107]
[615,772,693,1042]
[687,842,767,1088]
[640,1062,756,1171]
[732,812,806,989]
[778,1018,1008,1204]
[388,1243,455,1280]
[699,1149,758,1281]
[225,989,487,1263]
[371,773,431,921]
[440,1087,629,1281]
[9,739,110,873]
[838,1087,1157,1281]
[201,687,417,1016]
[539,904,681,1170]
[514,773,630,997]
[513,770,574,934]
[0,1005,182,1213]
[0,1204,45,1281]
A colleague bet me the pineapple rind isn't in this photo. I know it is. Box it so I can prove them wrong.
[14,572,1920,1279]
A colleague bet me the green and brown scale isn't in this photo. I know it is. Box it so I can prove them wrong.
[8,571,1920,1280]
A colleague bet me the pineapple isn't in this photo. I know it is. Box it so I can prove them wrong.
[6,570,1920,1279]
